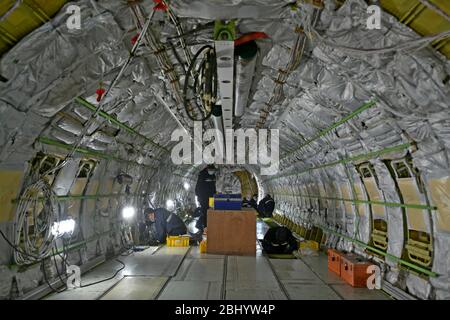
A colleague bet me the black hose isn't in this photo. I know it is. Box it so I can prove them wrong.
[79,259,125,288]
[183,45,217,122]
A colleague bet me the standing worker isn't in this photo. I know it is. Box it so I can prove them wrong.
[195,164,217,232]
[144,208,187,243]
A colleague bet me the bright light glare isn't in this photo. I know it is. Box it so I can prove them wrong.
[195,196,200,207]
[122,206,136,219]
[51,218,75,237]
[166,199,175,210]
[187,219,199,234]
[183,182,190,190]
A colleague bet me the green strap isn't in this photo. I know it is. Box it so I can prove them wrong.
[266,142,412,182]
[282,100,377,160]
[274,193,437,210]
[75,97,169,153]
[12,193,141,204]
[273,211,438,277]
[37,137,195,181]
[38,136,162,168]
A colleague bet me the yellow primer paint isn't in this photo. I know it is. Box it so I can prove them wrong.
[234,171,258,198]
[0,170,23,222]
[380,0,450,59]
[398,178,429,232]
[0,0,67,55]
[429,177,450,232]
[363,178,386,219]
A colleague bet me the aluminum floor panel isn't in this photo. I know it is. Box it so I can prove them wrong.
[282,282,343,300]
[158,281,222,300]
[299,253,347,285]
[120,247,188,276]
[269,259,323,283]
[100,276,168,300]
[330,284,391,300]
[226,256,282,290]
[173,258,224,282]
[225,288,287,300]
[188,247,225,260]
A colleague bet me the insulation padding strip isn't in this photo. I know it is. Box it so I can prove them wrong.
[274,193,437,210]
[265,142,413,182]
[75,97,169,153]
[281,100,377,161]
[37,137,194,180]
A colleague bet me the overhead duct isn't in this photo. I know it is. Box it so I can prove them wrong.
[211,104,224,135]
[215,40,235,131]
[235,40,258,117]
[211,104,226,162]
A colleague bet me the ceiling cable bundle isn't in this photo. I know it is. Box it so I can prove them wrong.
[183,45,218,122]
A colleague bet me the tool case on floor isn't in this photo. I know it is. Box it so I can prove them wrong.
[328,248,344,276]
[340,254,373,287]
[213,194,242,210]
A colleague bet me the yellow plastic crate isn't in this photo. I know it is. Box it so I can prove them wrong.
[200,239,207,253]
[300,240,319,251]
[166,235,190,247]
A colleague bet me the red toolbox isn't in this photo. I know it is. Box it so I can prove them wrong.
[340,254,373,287]
[327,249,343,276]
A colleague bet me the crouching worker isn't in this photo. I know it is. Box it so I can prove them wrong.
[144,208,187,244]
[261,226,298,254]
[257,194,275,218]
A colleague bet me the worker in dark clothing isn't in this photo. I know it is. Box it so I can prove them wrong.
[242,194,252,208]
[144,208,187,243]
[195,164,216,231]
[257,194,275,218]
[249,194,258,211]
[261,226,298,254]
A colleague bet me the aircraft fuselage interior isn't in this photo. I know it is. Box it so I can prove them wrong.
[0,0,449,303]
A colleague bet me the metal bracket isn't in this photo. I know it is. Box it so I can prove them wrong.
[215,41,235,131]
[214,20,236,41]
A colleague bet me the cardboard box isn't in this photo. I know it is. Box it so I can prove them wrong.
[206,209,256,255]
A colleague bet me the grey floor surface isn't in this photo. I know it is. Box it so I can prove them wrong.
[44,222,391,300]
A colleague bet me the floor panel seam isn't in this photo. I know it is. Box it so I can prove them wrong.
[221,255,228,300]
[299,256,346,300]
[155,246,191,300]
[265,257,291,300]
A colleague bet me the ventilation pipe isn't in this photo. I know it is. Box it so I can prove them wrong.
[234,40,258,117]
[212,105,224,134]
[212,104,225,160]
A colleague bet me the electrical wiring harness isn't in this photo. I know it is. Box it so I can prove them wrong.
[13,179,58,265]
[183,45,218,122]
